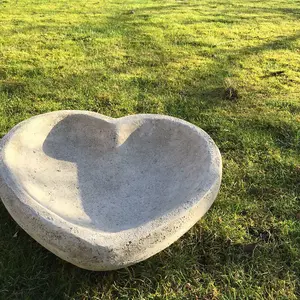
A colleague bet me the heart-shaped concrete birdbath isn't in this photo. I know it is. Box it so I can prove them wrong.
[0,111,222,271]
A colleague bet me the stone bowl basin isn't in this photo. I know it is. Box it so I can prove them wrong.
[0,111,222,271]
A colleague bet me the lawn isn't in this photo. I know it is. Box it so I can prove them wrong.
[0,0,300,298]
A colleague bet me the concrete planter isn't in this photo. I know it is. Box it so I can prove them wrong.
[0,111,222,271]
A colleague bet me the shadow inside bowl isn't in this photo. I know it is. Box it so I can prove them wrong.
[42,114,211,233]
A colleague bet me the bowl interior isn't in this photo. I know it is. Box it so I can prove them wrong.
[3,113,213,232]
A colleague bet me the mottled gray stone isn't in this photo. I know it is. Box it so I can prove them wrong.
[0,111,222,271]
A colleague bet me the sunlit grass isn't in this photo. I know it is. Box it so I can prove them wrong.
[0,0,299,298]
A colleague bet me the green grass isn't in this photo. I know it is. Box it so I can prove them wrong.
[0,0,300,298]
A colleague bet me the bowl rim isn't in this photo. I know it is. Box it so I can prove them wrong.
[0,110,222,246]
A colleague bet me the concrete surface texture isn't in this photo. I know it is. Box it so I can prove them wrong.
[0,111,222,271]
